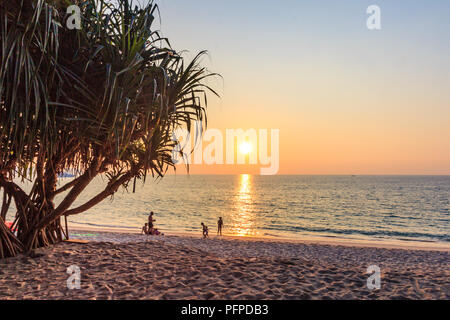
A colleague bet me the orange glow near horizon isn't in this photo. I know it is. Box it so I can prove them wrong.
[172,119,450,175]
[163,1,450,176]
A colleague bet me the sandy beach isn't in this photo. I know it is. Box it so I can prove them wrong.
[0,230,448,300]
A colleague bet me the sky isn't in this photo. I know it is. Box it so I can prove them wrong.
[155,0,450,175]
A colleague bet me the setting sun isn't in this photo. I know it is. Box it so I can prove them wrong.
[239,142,252,155]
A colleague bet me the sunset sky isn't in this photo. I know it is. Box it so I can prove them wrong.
[159,0,450,175]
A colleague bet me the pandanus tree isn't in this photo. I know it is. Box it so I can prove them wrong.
[0,0,218,258]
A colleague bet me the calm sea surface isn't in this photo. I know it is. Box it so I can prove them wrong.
[6,175,450,242]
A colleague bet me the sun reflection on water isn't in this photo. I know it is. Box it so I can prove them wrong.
[231,174,257,236]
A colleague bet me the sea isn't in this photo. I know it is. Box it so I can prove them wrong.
[5,175,450,243]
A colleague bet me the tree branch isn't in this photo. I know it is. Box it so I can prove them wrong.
[53,175,86,195]
[65,172,133,216]
[0,190,12,221]
[0,176,31,206]
[34,157,104,229]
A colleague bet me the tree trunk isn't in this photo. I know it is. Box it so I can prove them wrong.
[0,157,132,258]
[0,204,65,257]
[18,205,66,253]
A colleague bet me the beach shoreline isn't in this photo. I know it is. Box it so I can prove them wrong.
[68,226,450,252]
[1,228,448,300]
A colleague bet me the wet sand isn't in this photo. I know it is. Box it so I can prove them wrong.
[0,230,448,300]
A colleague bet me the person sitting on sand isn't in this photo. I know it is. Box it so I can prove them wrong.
[151,228,164,236]
[141,223,149,235]
[217,217,224,236]
[201,222,209,238]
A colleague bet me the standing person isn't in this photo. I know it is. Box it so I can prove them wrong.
[217,217,224,236]
[146,211,164,236]
[148,211,155,230]
[201,222,209,239]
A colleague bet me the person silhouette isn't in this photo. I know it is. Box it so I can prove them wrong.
[201,222,209,238]
[148,211,155,229]
[142,223,149,235]
[217,217,224,236]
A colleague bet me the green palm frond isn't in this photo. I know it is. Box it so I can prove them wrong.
[1,0,219,183]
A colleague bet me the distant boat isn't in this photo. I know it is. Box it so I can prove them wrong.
[58,172,76,178]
